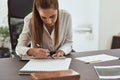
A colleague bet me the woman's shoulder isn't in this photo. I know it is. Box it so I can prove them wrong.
[24,12,32,21]
[59,9,71,16]
[59,9,71,20]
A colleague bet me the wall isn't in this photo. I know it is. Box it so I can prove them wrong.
[59,0,99,52]
[99,0,120,50]
[0,0,8,26]
[0,0,10,48]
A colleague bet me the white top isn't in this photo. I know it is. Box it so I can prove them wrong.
[15,9,73,56]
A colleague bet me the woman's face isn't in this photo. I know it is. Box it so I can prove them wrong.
[38,8,58,27]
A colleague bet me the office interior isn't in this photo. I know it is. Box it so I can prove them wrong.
[1,0,120,54]
[0,0,120,80]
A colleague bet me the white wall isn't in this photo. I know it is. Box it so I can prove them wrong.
[0,0,8,26]
[99,0,120,50]
[59,0,99,51]
[59,0,120,51]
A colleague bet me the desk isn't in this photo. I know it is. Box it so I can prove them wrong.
[0,49,120,80]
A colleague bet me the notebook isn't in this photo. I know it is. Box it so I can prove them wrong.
[19,58,71,74]
[75,54,119,64]
[20,55,66,60]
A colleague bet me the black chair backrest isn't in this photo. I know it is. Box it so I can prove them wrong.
[8,0,33,54]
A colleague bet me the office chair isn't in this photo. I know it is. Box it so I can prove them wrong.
[8,0,33,55]
[111,35,120,49]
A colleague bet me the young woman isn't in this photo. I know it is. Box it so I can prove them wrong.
[16,0,73,59]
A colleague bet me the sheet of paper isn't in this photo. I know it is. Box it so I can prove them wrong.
[20,55,66,60]
[94,65,120,79]
[75,54,119,63]
[19,58,71,74]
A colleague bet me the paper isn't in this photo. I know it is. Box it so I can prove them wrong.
[19,58,71,74]
[94,65,120,79]
[75,54,119,63]
[20,55,66,60]
[20,55,34,60]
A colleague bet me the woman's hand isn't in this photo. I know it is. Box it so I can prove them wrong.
[52,50,65,58]
[27,48,50,58]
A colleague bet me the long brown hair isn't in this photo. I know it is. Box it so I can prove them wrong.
[31,0,59,47]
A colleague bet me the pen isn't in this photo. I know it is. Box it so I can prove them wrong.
[36,44,54,59]
[86,60,102,64]
[49,55,55,59]
[49,51,55,59]
[36,44,41,48]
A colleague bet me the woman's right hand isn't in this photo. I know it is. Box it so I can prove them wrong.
[27,48,50,58]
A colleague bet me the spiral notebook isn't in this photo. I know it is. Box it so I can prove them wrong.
[19,58,71,74]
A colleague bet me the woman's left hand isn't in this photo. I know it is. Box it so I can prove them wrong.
[52,50,65,57]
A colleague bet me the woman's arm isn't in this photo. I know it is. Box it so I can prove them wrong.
[15,13,32,56]
[15,13,51,58]
[53,10,73,56]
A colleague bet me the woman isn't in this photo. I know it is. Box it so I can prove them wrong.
[16,0,73,59]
